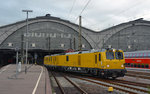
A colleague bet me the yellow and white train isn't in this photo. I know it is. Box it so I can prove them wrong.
[44,48,126,79]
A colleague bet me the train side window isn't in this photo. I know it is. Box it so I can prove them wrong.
[127,54,129,58]
[99,54,101,61]
[126,63,130,67]
[124,54,127,58]
[95,55,97,64]
[142,53,144,58]
[142,64,144,68]
[145,64,149,68]
[146,53,148,58]
[148,53,150,58]
[135,53,137,58]
[106,52,114,59]
[132,53,135,58]
[136,53,139,58]
[138,64,141,68]
[115,52,123,59]
[134,64,137,67]
[66,56,69,61]
[128,54,130,58]
[144,53,147,57]
[139,53,142,58]
[131,63,134,67]
[132,53,134,58]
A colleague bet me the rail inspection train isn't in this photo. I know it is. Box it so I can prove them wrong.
[124,50,150,69]
[44,48,126,79]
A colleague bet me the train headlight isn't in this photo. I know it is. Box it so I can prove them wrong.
[113,49,116,52]
[107,65,110,67]
[121,64,124,67]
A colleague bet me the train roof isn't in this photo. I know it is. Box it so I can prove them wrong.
[125,50,150,54]
[45,48,123,57]
[50,49,115,56]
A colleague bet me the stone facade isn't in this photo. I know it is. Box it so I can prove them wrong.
[0,15,96,51]
[101,18,150,51]
[0,15,150,52]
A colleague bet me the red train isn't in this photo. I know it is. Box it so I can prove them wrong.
[124,51,150,69]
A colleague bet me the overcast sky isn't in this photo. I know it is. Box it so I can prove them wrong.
[1,0,150,31]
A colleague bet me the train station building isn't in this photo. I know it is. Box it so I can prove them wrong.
[0,14,150,65]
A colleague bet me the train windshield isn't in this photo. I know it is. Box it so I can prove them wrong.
[115,52,123,59]
[106,52,114,59]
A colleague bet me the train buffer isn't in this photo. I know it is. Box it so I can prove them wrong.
[0,64,52,94]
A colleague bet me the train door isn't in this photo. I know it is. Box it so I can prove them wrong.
[98,53,101,68]
[78,55,81,66]
[56,56,58,65]
[53,57,55,65]
[94,53,98,68]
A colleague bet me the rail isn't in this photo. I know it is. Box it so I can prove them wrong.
[68,74,148,94]
[50,71,88,94]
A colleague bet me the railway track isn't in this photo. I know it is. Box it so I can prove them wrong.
[126,73,150,80]
[115,79,150,88]
[127,71,150,80]
[50,71,88,94]
[67,73,149,94]
[127,70,150,75]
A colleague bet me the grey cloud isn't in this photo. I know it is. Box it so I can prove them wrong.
[0,0,150,31]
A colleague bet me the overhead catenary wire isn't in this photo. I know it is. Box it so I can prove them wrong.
[68,0,76,19]
[79,0,91,16]
[115,0,145,16]
[102,0,147,23]
[74,0,149,31]
[74,0,91,23]
[82,17,101,31]
[84,0,148,30]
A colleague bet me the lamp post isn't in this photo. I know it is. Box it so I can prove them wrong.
[22,10,33,73]
[78,16,82,51]
[15,48,19,78]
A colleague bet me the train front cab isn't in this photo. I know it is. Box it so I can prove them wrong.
[44,56,49,66]
[98,49,126,79]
